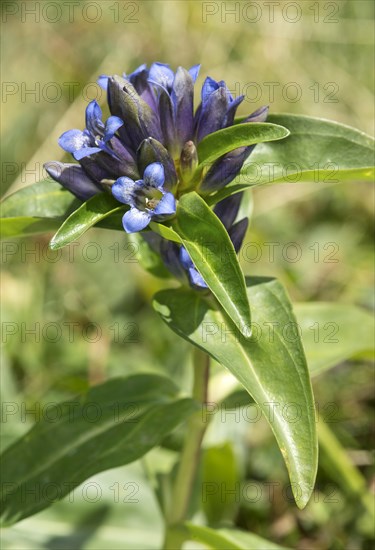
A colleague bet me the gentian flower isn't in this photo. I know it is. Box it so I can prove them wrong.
[195,76,245,142]
[45,62,268,288]
[111,163,176,233]
[58,100,124,161]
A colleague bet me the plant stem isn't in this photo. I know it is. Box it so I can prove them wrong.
[163,348,210,549]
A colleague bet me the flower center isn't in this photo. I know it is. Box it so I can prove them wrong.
[144,188,163,211]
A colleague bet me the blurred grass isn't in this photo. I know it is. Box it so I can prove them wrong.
[1,1,374,549]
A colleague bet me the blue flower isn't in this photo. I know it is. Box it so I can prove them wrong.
[195,76,244,142]
[111,163,176,233]
[58,100,124,161]
[46,62,268,245]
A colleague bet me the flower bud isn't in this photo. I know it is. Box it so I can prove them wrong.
[179,141,198,183]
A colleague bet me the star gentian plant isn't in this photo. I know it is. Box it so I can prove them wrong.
[1,61,374,550]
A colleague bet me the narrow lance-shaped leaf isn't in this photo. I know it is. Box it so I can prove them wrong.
[0,179,80,239]
[153,277,318,508]
[211,114,375,203]
[171,192,251,337]
[49,192,125,250]
[0,374,197,527]
[197,122,290,167]
[1,179,78,218]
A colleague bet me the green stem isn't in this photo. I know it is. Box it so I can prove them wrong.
[163,348,210,549]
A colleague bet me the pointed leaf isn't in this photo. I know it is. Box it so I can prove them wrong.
[0,180,79,239]
[172,192,251,337]
[0,374,197,527]
[197,123,290,167]
[149,221,182,244]
[49,193,124,250]
[1,179,78,218]
[210,114,375,203]
[240,114,375,186]
[153,277,318,507]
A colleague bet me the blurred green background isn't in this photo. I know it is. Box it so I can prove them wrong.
[1,1,374,548]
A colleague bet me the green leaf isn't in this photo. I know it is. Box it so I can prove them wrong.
[49,193,124,250]
[1,179,78,218]
[153,277,318,508]
[0,463,164,549]
[172,192,251,337]
[0,374,197,527]
[149,221,182,243]
[0,217,62,239]
[211,114,375,203]
[185,523,289,550]
[241,114,375,185]
[197,123,290,167]
[294,302,375,376]
[0,180,80,239]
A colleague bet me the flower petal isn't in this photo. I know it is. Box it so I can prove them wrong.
[158,88,176,154]
[85,100,103,135]
[189,267,208,289]
[179,246,193,269]
[226,94,245,126]
[126,65,157,110]
[201,77,219,104]
[188,64,201,83]
[245,105,269,123]
[122,208,151,233]
[228,218,249,253]
[111,177,138,206]
[180,247,208,288]
[58,129,91,154]
[200,146,251,192]
[213,193,243,230]
[152,192,176,217]
[143,162,165,189]
[126,63,147,83]
[172,67,195,149]
[196,87,228,142]
[104,116,124,142]
[149,62,174,90]
[44,161,101,201]
[73,147,102,161]
[98,75,109,90]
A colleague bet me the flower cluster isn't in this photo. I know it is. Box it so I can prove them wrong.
[45,62,267,287]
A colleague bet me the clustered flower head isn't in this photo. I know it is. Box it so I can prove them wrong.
[45,62,268,288]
